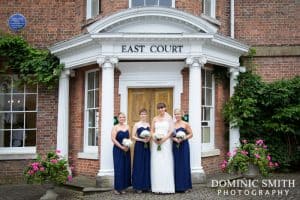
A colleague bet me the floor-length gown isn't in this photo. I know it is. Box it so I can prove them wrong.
[151,120,175,193]
[113,130,131,191]
[132,126,151,191]
[173,127,192,192]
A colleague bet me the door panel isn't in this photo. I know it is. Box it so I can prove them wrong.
[128,88,173,132]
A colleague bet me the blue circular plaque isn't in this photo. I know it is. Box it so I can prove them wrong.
[8,13,26,31]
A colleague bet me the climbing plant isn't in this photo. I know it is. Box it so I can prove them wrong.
[0,32,63,88]
[223,70,300,171]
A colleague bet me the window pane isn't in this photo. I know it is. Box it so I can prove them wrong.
[132,0,144,7]
[12,130,24,147]
[95,90,99,107]
[0,94,11,111]
[0,113,4,129]
[25,94,36,111]
[206,88,212,105]
[160,0,172,7]
[201,90,205,105]
[0,130,11,147]
[12,94,24,111]
[25,130,36,146]
[3,113,11,129]
[0,76,12,93]
[201,71,205,85]
[87,91,94,108]
[206,71,212,87]
[88,128,96,146]
[95,72,99,89]
[12,113,24,129]
[91,0,99,17]
[88,72,94,90]
[202,127,210,143]
[88,110,95,127]
[203,107,211,120]
[146,0,157,6]
[204,0,211,16]
[25,112,36,129]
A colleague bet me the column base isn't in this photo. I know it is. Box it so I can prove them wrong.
[191,170,206,184]
[96,175,114,188]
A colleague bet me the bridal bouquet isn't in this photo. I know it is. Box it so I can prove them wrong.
[175,131,186,149]
[154,132,164,151]
[140,130,151,148]
[122,138,132,148]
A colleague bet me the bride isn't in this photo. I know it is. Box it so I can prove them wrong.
[150,102,175,193]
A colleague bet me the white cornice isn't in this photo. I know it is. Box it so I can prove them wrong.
[87,7,218,34]
[49,34,92,54]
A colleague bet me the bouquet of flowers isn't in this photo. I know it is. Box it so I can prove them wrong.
[140,130,151,148]
[175,131,186,148]
[154,132,164,151]
[221,139,279,177]
[122,138,132,148]
[24,150,72,185]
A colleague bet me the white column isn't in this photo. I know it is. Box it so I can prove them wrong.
[96,56,118,187]
[229,68,240,152]
[56,69,71,158]
[186,56,206,183]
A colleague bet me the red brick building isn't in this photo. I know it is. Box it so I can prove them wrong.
[0,0,299,185]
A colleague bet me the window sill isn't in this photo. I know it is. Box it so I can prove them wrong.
[200,14,221,26]
[201,149,220,157]
[78,152,98,160]
[0,153,37,160]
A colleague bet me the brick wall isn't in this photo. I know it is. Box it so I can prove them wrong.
[235,0,299,46]
[254,57,300,82]
[0,0,84,48]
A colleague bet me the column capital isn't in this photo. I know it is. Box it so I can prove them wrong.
[186,56,207,67]
[97,56,118,67]
[60,69,75,79]
[229,67,239,76]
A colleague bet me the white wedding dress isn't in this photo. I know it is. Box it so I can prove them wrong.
[151,120,175,193]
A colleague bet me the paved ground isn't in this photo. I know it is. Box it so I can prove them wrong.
[0,173,299,200]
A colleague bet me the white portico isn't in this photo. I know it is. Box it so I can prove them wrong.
[50,7,248,187]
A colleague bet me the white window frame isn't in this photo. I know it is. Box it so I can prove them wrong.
[129,0,175,8]
[201,68,215,151]
[86,0,100,19]
[203,0,216,18]
[83,69,99,153]
[0,75,37,156]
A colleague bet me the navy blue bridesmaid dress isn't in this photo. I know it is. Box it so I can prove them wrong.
[132,127,151,191]
[113,130,131,191]
[173,127,192,192]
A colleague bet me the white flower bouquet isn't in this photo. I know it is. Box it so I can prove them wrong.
[122,138,132,148]
[175,131,186,148]
[140,130,151,148]
[154,132,164,151]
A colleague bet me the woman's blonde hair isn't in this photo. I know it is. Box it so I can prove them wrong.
[174,108,183,115]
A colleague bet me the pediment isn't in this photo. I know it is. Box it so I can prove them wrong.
[87,7,218,34]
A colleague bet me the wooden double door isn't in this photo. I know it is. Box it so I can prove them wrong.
[127,88,173,131]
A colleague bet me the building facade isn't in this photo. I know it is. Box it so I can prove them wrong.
[0,0,299,185]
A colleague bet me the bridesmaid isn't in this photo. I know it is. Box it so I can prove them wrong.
[111,112,131,194]
[172,108,193,192]
[132,108,151,193]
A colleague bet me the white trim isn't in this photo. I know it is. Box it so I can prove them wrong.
[84,69,100,153]
[118,62,184,116]
[0,147,36,160]
[201,148,220,157]
[78,152,98,160]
